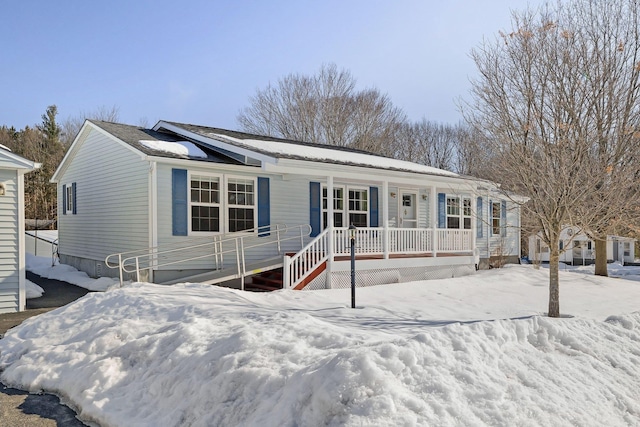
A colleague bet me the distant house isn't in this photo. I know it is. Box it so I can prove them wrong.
[528,227,636,265]
[0,146,39,313]
[51,120,524,290]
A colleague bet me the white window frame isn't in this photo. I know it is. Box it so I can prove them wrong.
[226,175,257,233]
[65,184,74,214]
[322,185,345,229]
[491,201,502,235]
[188,172,222,235]
[445,195,472,229]
[446,196,460,229]
[462,197,472,230]
[321,185,369,228]
[347,186,368,228]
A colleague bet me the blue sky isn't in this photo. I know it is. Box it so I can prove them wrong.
[2,0,537,130]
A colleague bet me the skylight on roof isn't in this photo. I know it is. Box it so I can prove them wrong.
[139,140,207,158]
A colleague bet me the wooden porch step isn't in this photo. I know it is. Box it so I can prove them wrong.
[245,282,281,292]
[247,267,284,292]
[252,275,283,287]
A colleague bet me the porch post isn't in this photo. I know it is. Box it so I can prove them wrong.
[431,185,438,257]
[471,191,477,255]
[326,175,334,289]
[382,180,389,259]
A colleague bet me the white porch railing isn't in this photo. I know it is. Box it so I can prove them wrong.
[437,229,473,252]
[333,227,473,255]
[283,228,329,289]
[283,227,474,289]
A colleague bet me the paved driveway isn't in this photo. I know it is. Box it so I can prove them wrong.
[0,272,91,426]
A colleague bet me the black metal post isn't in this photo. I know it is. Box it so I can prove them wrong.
[349,224,356,308]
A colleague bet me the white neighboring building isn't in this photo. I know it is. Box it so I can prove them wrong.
[528,227,636,265]
[0,146,39,313]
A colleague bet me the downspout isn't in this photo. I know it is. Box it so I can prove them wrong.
[148,161,158,283]
[17,171,26,311]
[326,175,334,289]
[431,186,438,256]
[486,191,490,263]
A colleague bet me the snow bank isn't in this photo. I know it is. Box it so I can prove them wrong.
[25,280,44,299]
[1,269,640,426]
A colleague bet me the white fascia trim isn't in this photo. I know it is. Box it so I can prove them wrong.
[144,155,263,173]
[0,150,40,171]
[154,121,277,165]
[264,159,480,190]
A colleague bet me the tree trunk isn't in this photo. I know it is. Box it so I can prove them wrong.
[594,239,608,277]
[548,247,560,317]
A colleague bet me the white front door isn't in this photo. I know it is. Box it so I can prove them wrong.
[400,191,417,228]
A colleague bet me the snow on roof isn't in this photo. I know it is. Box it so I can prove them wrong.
[0,143,11,152]
[139,140,207,159]
[211,133,460,177]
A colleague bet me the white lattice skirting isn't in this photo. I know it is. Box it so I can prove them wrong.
[303,263,476,290]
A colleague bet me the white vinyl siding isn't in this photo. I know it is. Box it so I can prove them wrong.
[57,128,150,262]
[157,164,303,270]
[0,169,20,313]
[474,196,519,260]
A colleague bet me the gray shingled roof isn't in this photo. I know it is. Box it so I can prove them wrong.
[161,121,385,157]
[160,121,469,179]
[89,120,241,164]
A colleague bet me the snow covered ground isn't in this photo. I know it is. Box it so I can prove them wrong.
[26,253,119,292]
[2,262,640,426]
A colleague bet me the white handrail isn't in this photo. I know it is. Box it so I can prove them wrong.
[106,224,311,285]
[284,228,329,289]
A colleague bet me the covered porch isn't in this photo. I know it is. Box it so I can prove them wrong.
[282,174,478,290]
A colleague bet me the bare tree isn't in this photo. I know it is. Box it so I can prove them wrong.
[237,64,406,155]
[396,120,457,169]
[465,0,640,317]
[61,105,120,146]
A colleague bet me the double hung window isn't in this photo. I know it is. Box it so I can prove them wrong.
[322,187,344,228]
[190,175,220,232]
[492,202,502,235]
[348,188,368,227]
[66,185,74,213]
[446,196,472,229]
[228,178,255,232]
[189,174,256,234]
[321,186,368,228]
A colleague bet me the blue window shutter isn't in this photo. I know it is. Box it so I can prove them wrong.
[501,200,507,237]
[72,182,77,214]
[560,240,564,250]
[62,184,67,215]
[257,177,270,237]
[437,193,446,228]
[369,186,379,227]
[309,182,321,237]
[172,169,188,236]
[476,197,483,238]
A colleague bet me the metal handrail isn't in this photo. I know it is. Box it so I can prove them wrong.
[51,238,59,267]
[106,224,311,285]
